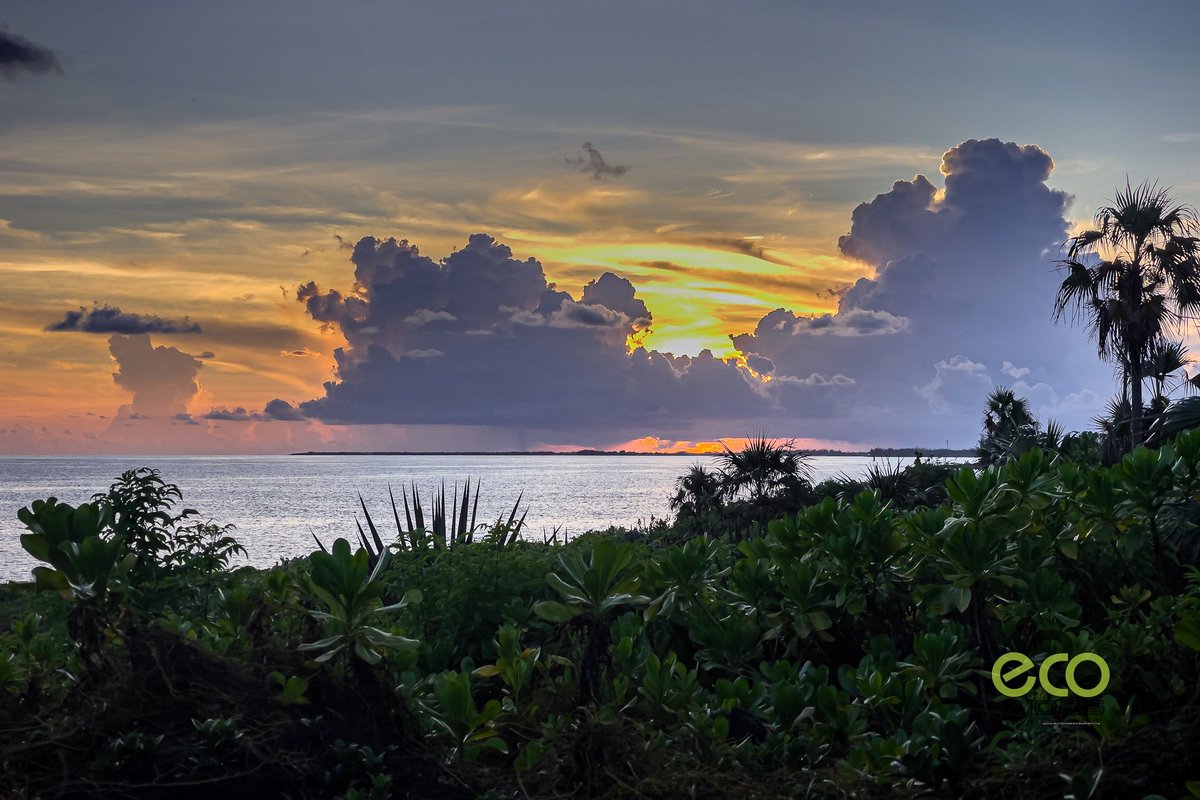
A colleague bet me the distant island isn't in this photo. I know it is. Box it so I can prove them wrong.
[291,447,978,457]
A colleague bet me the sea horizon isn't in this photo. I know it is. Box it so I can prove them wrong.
[0,452,972,582]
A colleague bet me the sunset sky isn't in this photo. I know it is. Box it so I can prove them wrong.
[2,2,1199,454]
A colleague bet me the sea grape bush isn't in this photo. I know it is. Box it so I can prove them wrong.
[3,436,1200,798]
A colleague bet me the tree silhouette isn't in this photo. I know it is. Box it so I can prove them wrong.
[717,434,810,504]
[1054,181,1200,449]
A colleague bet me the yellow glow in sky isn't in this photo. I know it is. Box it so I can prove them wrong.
[537,242,860,356]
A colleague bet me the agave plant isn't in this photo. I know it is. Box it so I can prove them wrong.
[332,480,529,565]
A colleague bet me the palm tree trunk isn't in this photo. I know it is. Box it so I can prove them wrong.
[1129,351,1145,449]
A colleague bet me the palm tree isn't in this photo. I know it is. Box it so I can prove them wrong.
[669,464,723,518]
[1145,339,1191,410]
[717,434,810,504]
[977,387,1038,465]
[977,387,1070,465]
[1054,181,1200,449]
[1093,396,1133,464]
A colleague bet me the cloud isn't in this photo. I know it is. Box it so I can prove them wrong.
[290,234,767,433]
[403,309,457,326]
[108,334,202,418]
[1001,361,1030,379]
[580,271,651,329]
[209,138,1112,448]
[916,355,992,413]
[202,406,264,422]
[566,142,630,179]
[784,372,856,387]
[733,138,1110,444]
[48,304,201,335]
[0,25,63,79]
[743,354,775,376]
[696,235,793,266]
[263,398,306,420]
[749,307,910,337]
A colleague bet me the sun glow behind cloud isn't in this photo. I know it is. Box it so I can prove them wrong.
[535,242,856,356]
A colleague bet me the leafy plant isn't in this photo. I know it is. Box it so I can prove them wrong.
[17,498,134,672]
[267,671,311,705]
[534,537,650,702]
[422,670,508,762]
[300,538,421,666]
[472,623,541,716]
[98,468,195,578]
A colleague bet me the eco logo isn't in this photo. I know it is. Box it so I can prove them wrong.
[991,652,1110,698]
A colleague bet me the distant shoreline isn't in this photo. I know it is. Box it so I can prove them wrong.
[290,449,978,458]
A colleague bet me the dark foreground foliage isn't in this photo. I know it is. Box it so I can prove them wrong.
[4,439,1200,798]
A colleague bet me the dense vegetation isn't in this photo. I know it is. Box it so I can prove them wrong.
[3,431,1200,799]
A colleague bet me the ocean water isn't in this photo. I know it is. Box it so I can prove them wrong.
[0,454,968,582]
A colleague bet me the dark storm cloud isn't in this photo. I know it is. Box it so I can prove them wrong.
[202,407,263,422]
[0,25,63,79]
[566,143,630,179]
[48,304,201,335]
[743,354,775,376]
[263,398,306,421]
[580,271,651,328]
[734,138,1110,444]
[290,234,768,432]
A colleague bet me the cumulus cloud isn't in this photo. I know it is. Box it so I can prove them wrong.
[108,334,202,418]
[1002,361,1030,379]
[272,138,1112,447]
[264,398,306,421]
[566,142,630,179]
[734,138,1111,444]
[290,234,767,433]
[0,25,62,79]
[49,304,201,335]
[202,406,264,422]
[916,355,992,413]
